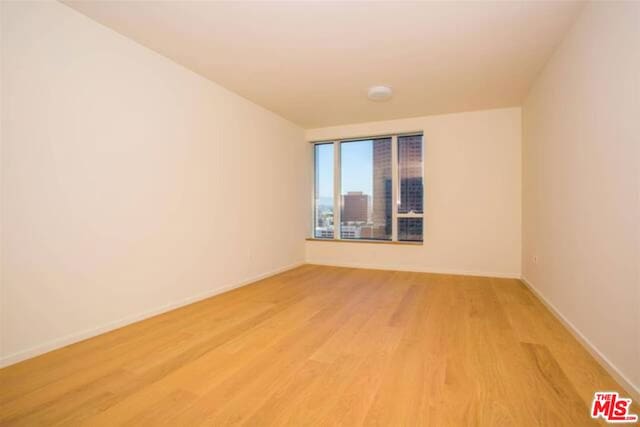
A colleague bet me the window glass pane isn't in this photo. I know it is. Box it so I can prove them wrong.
[314,143,334,238]
[398,218,423,242]
[398,135,423,214]
[340,138,391,240]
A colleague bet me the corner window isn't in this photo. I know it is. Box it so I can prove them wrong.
[312,133,423,242]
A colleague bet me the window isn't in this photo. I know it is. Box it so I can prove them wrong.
[314,143,334,238]
[397,134,423,242]
[312,133,423,242]
[341,138,391,240]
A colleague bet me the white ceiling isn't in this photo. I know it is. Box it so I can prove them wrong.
[63,1,584,129]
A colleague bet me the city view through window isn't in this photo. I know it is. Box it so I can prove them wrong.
[341,138,391,240]
[314,143,334,238]
[397,134,424,241]
[314,134,423,241]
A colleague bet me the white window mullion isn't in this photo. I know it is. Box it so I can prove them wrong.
[397,213,423,219]
[311,144,315,238]
[333,141,341,240]
[391,135,399,241]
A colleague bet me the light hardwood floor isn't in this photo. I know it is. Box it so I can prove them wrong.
[0,264,636,426]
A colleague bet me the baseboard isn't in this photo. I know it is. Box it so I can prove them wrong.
[0,261,304,369]
[306,260,521,279]
[520,276,639,402]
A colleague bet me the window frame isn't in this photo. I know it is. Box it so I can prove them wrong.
[310,132,424,244]
[312,142,336,239]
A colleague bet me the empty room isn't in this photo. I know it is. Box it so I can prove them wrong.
[1,0,638,425]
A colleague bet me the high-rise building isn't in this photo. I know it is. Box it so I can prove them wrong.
[342,191,369,223]
[339,225,360,239]
[372,138,392,239]
[398,218,423,241]
[399,135,423,214]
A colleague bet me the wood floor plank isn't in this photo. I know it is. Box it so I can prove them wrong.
[1,265,635,426]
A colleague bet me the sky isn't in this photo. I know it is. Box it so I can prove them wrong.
[315,140,373,201]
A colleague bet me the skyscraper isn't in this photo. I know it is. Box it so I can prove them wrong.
[372,138,392,239]
[342,191,369,223]
[398,135,423,214]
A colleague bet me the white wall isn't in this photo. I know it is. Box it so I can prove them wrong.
[522,1,639,394]
[0,1,306,366]
[306,108,522,278]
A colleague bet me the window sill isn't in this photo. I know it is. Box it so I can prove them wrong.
[306,238,423,246]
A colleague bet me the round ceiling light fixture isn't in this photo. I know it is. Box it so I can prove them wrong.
[367,85,393,102]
